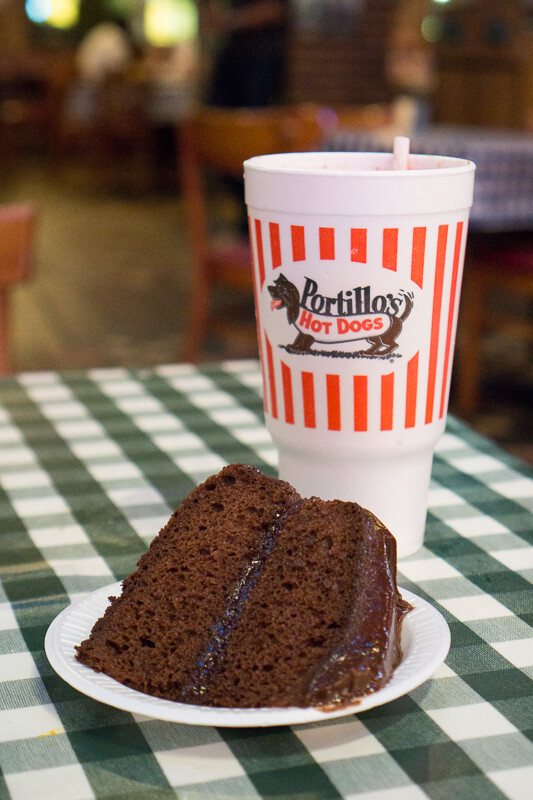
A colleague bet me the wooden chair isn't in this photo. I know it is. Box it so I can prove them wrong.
[316,103,393,134]
[453,233,533,417]
[0,51,76,162]
[177,104,323,362]
[0,204,36,374]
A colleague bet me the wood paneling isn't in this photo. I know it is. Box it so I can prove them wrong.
[286,1,396,106]
[431,0,532,129]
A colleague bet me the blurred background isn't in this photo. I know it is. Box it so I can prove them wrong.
[0,0,532,463]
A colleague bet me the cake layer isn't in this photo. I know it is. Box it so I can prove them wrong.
[194,498,408,708]
[76,465,301,698]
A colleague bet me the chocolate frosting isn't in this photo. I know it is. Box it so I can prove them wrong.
[304,524,411,709]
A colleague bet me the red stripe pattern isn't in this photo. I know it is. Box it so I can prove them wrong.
[326,374,341,431]
[269,222,281,269]
[353,375,368,432]
[380,373,394,431]
[248,217,468,434]
[281,361,294,424]
[411,226,426,288]
[383,228,398,271]
[425,225,448,424]
[405,352,419,429]
[249,217,268,414]
[439,221,464,418]
[351,228,367,263]
[291,225,305,261]
[265,334,278,420]
[319,227,335,260]
[302,372,316,428]
[255,219,265,288]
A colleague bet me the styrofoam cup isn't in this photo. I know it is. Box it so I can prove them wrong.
[244,151,475,557]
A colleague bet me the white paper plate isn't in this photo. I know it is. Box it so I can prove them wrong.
[45,582,450,727]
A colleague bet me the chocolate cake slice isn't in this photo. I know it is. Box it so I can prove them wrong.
[76,464,411,709]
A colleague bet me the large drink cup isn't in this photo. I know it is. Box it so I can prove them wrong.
[244,151,475,558]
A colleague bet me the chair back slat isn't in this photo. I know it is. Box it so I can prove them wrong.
[0,203,36,374]
[0,204,36,286]
[181,105,323,176]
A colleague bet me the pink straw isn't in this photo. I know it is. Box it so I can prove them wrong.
[392,136,410,170]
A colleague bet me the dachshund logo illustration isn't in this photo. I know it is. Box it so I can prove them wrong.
[268,273,414,358]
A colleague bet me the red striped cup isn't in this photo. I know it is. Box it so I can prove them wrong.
[244,152,475,557]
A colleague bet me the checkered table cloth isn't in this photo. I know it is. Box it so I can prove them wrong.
[323,125,533,233]
[0,361,531,800]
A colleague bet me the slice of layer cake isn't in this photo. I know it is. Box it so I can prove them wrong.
[76,464,411,709]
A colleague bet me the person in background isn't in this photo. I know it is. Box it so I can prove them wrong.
[62,18,135,139]
[200,0,289,108]
[75,19,133,84]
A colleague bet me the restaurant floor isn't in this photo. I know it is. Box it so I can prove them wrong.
[2,157,532,467]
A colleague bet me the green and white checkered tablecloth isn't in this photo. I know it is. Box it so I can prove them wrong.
[0,361,531,800]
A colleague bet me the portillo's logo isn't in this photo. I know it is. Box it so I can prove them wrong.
[268,274,414,358]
